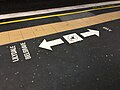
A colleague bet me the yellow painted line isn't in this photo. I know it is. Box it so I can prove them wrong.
[0,11,120,46]
[0,5,120,25]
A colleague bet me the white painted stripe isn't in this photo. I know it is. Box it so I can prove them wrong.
[0,1,120,20]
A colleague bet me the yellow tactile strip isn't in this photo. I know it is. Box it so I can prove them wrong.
[0,11,120,46]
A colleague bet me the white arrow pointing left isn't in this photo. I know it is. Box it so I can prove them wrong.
[80,29,99,37]
[39,39,64,51]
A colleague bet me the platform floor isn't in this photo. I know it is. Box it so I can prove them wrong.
[0,4,120,90]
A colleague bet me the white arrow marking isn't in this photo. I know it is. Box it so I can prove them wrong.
[39,39,64,51]
[103,27,112,32]
[80,29,99,37]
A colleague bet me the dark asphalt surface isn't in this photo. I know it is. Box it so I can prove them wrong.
[0,19,120,90]
[0,4,120,90]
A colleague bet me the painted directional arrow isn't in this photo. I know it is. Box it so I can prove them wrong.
[39,39,64,51]
[80,29,99,37]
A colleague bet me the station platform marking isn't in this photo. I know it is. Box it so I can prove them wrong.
[0,11,120,46]
[0,5,120,25]
[0,1,120,20]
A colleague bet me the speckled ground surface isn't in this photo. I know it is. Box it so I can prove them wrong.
[0,19,120,90]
